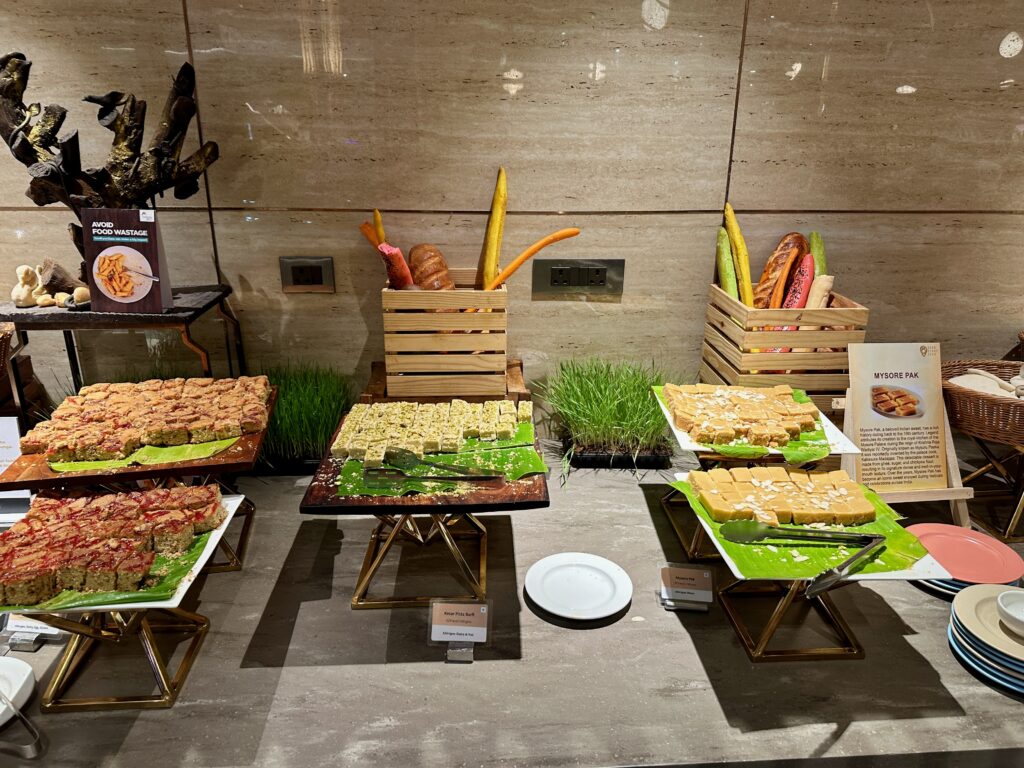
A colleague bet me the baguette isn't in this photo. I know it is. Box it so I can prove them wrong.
[792,275,834,353]
[752,232,808,309]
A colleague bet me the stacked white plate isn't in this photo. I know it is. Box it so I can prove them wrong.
[948,584,1024,696]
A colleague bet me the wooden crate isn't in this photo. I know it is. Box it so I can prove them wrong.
[360,358,530,404]
[382,268,508,398]
[699,284,869,418]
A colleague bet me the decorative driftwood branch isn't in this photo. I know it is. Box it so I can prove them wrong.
[0,52,218,260]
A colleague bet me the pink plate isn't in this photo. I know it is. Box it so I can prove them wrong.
[906,524,1024,584]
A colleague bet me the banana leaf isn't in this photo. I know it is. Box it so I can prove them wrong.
[336,444,548,498]
[0,531,211,613]
[48,437,240,473]
[653,386,830,465]
[669,480,927,579]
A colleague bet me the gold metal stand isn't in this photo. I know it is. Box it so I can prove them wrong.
[32,607,209,711]
[661,488,720,561]
[718,580,863,662]
[960,439,1024,542]
[352,513,487,609]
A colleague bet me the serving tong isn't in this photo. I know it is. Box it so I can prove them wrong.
[718,520,886,598]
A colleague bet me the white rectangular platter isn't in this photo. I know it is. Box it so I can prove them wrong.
[3,494,244,615]
[672,473,947,582]
[657,392,860,456]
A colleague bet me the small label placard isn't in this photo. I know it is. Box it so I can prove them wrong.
[4,615,62,636]
[659,563,713,604]
[429,601,488,644]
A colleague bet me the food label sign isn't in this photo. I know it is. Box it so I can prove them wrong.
[659,564,713,604]
[82,208,172,313]
[429,601,488,644]
[848,342,947,493]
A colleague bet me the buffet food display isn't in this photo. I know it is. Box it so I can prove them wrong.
[19,376,271,462]
[662,383,820,448]
[687,467,876,526]
[0,485,224,605]
[331,399,533,464]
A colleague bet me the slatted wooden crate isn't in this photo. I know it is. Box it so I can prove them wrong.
[382,268,509,397]
[699,284,869,418]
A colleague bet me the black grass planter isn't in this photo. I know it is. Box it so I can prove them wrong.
[562,438,672,470]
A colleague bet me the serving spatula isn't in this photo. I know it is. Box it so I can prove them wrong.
[386,448,496,477]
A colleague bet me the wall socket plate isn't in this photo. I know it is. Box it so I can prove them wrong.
[280,256,335,293]
[531,258,624,301]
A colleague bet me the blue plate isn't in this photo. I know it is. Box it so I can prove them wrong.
[948,625,1024,696]
[949,622,1024,682]
[947,578,1019,588]
[914,580,957,599]
[951,612,1024,675]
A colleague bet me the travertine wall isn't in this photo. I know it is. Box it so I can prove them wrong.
[1,0,1021,395]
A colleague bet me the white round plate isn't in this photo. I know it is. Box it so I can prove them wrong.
[92,245,153,303]
[525,552,633,621]
[0,657,34,726]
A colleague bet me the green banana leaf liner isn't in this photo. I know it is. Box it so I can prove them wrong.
[337,442,548,498]
[670,480,928,579]
[0,531,212,613]
[48,437,240,473]
[653,386,831,464]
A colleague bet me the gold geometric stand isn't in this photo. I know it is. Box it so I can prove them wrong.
[661,488,720,562]
[33,607,209,712]
[718,580,864,663]
[203,497,256,572]
[352,512,487,609]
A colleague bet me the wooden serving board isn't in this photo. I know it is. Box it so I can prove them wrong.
[299,411,549,515]
[0,387,277,491]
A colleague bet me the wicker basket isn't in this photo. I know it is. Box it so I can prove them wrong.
[941,359,1024,445]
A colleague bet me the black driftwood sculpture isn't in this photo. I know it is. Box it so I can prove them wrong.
[0,52,218,259]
